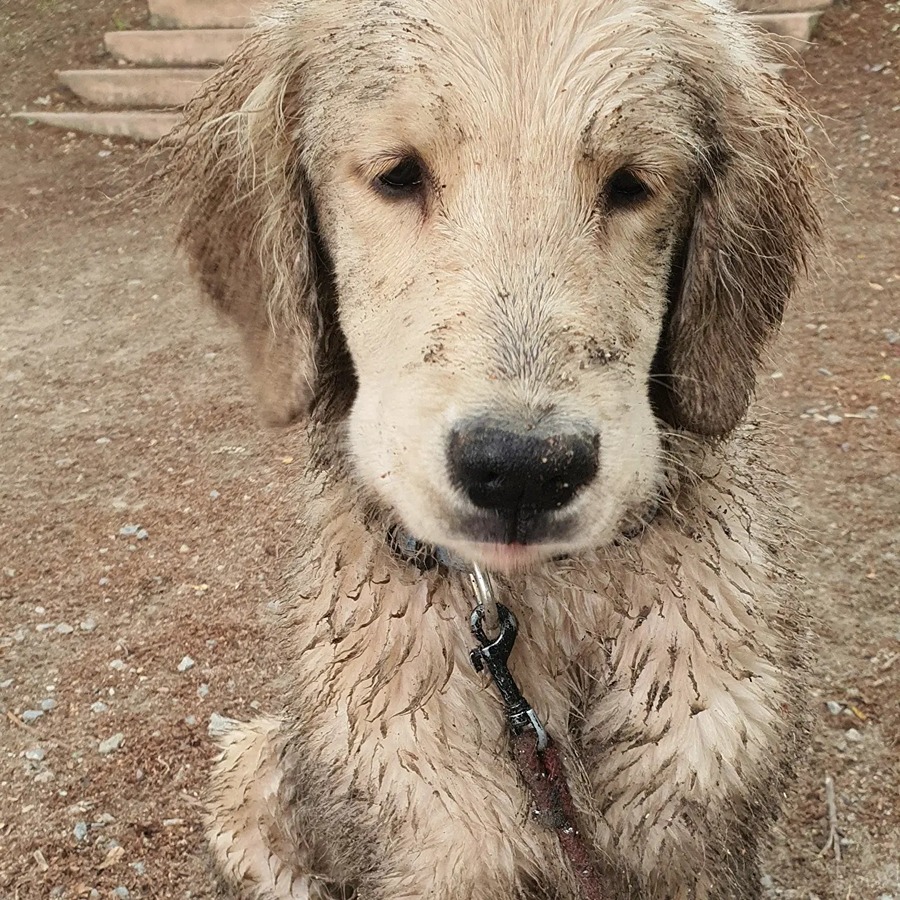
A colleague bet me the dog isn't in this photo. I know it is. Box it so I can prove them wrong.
[163,0,820,896]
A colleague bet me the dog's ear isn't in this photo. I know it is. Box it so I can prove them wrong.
[162,35,322,426]
[654,72,820,437]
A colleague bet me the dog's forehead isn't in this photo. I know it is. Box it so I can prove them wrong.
[303,0,718,163]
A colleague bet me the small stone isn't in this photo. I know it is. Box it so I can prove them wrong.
[113,887,130,899]
[177,655,195,672]
[825,700,842,715]
[34,770,54,784]
[826,413,843,425]
[80,617,98,631]
[96,812,115,825]
[91,700,109,714]
[74,821,89,842]
[197,682,210,699]
[118,524,140,537]
[209,712,237,737]
[96,437,111,445]
[36,623,55,633]
[876,894,894,900]
[55,623,74,635]
[130,861,146,876]
[22,709,44,724]
[135,529,149,541]
[89,892,100,900]
[184,715,198,726]
[209,490,220,500]
[760,875,774,890]
[25,747,46,762]
[0,678,13,689]
[845,728,863,743]
[13,628,26,642]
[98,733,125,755]
[109,659,126,671]
[40,698,57,711]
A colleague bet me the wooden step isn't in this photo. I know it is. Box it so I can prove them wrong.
[148,0,258,28]
[11,110,181,142]
[59,68,211,109]
[105,28,249,65]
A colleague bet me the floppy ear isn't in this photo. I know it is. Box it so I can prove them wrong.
[655,71,820,437]
[162,35,323,426]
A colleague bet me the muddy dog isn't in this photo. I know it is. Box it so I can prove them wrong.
[163,0,820,896]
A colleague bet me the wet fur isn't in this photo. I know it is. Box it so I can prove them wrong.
[162,0,819,897]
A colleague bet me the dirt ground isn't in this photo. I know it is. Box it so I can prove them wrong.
[0,1,897,897]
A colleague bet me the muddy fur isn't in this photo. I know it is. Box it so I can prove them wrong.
[162,1,819,897]
[204,441,807,899]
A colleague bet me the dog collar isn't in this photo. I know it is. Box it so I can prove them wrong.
[385,524,461,572]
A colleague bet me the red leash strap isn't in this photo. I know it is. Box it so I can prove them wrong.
[510,731,609,900]
[468,577,610,900]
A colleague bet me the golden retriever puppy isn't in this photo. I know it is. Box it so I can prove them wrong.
[164,0,819,897]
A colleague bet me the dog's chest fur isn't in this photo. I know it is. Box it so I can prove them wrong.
[259,440,805,897]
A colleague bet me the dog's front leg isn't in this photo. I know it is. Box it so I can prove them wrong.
[289,662,562,899]
[265,564,571,900]
[580,517,804,900]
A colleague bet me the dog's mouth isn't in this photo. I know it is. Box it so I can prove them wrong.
[443,508,575,569]
[453,540,559,572]
[429,491,663,573]
[455,506,576,546]
[385,508,576,574]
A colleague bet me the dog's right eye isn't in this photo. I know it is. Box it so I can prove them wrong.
[375,157,425,197]
[605,168,651,209]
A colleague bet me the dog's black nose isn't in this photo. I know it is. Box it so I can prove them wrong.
[448,422,599,514]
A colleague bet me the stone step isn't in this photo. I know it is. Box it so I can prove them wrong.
[749,11,824,50]
[741,0,829,11]
[59,68,211,108]
[11,110,181,142]
[12,1,828,145]
[105,28,249,65]
[148,0,258,28]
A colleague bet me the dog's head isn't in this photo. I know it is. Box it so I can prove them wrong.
[169,0,818,571]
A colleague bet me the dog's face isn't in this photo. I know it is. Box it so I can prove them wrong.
[312,14,701,568]
[172,0,818,571]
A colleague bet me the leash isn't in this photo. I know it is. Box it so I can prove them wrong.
[468,565,609,900]
[387,528,610,897]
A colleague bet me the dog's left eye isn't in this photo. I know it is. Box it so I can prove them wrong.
[605,169,650,208]
[376,157,425,197]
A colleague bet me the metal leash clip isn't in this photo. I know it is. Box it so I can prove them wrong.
[468,564,548,750]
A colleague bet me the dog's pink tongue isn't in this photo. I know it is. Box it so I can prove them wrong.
[476,542,541,573]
